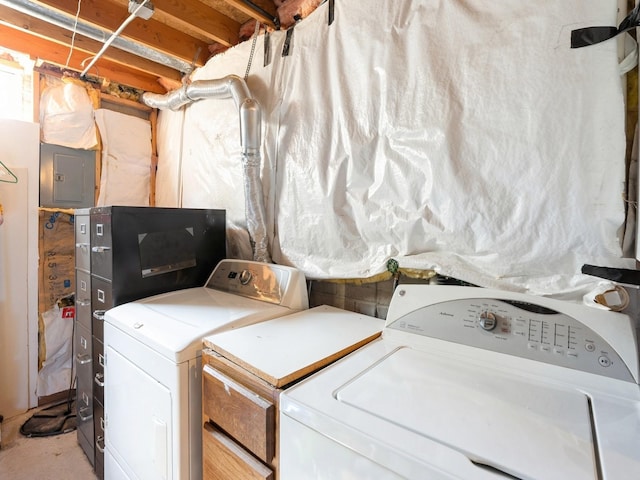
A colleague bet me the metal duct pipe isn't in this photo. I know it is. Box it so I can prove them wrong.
[0,0,192,73]
[141,75,272,263]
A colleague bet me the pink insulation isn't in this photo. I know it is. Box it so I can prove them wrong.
[277,0,322,29]
[239,19,268,42]
[208,42,230,57]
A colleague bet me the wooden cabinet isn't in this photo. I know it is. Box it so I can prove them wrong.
[203,364,275,463]
[202,350,281,479]
[201,305,386,480]
[203,423,274,480]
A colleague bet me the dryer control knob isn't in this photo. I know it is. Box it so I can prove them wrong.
[239,269,253,285]
[479,311,498,331]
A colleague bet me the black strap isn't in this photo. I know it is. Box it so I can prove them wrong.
[571,5,640,48]
[582,264,640,286]
[328,0,335,25]
[282,27,294,57]
[264,30,271,67]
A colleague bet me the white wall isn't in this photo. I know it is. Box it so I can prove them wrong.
[0,119,40,417]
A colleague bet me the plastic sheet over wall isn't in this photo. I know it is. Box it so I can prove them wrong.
[155,0,633,297]
[36,296,74,397]
[96,109,151,206]
[40,81,97,149]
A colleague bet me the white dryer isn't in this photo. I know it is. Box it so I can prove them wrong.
[280,285,640,480]
[103,259,308,480]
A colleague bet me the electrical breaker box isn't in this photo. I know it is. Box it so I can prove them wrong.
[39,143,96,208]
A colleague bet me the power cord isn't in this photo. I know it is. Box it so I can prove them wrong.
[65,0,83,68]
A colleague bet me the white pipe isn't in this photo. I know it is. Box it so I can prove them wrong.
[142,75,272,263]
[81,0,152,77]
[0,0,191,73]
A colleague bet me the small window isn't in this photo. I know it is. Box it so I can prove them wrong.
[0,49,34,122]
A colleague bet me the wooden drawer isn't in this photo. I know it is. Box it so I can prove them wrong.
[203,422,273,480]
[202,364,275,463]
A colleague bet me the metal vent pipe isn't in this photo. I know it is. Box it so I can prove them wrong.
[142,75,272,263]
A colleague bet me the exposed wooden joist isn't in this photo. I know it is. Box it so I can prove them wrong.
[0,23,165,92]
[36,0,211,67]
[143,0,240,47]
[212,0,277,27]
[0,6,182,81]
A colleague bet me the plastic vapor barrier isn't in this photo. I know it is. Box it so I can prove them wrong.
[154,0,633,297]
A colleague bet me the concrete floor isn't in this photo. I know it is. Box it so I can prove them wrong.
[0,405,97,480]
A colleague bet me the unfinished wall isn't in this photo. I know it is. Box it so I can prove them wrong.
[154,0,633,301]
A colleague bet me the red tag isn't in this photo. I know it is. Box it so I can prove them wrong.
[61,306,75,319]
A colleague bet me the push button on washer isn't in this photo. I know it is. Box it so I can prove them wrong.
[585,342,596,352]
[598,356,611,367]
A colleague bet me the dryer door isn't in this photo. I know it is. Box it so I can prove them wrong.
[105,345,173,480]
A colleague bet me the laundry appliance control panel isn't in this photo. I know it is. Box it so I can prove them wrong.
[205,259,308,310]
[387,289,638,383]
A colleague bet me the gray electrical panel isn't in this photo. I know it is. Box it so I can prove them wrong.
[40,143,96,208]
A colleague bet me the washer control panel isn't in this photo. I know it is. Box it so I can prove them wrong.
[388,295,635,382]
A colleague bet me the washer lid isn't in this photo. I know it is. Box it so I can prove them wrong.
[105,287,294,362]
[336,346,597,480]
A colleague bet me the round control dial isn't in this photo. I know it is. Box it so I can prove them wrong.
[478,311,498,331]
[239,269,253,285]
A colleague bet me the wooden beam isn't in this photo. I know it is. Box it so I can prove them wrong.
[99,92,153,113]
[0,7,181,81]
[147,0,240,47]
[36,0,211,66]
[217,0,277,27]
[0,23,165,93]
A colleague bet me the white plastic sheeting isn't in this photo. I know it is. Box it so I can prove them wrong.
[155,0,634,296]
[95,109,152,206]
[40,81,97,149]
[36,301,73,397]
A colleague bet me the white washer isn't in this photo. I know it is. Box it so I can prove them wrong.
[103,259,308,480]
[280,285,640,480]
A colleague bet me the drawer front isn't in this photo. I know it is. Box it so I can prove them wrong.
[77,386,94,451]
[91,277,113,341]
[75,215,91,272]
[203,364,275,463]
[92,337,105,405]
[94,399,105,480]
[77,426,95,467]
[75,322,93,387]
[203,422,273,480]
[75,270,92,331]
[90,213,112,280]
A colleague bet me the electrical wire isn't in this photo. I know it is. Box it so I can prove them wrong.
[65,0,83,68]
